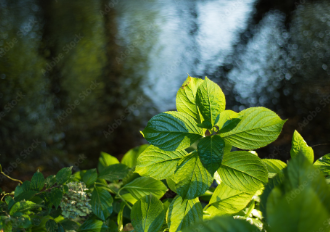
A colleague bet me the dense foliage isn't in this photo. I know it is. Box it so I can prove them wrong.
[1,76,329,232]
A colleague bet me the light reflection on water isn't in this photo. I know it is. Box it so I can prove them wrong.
[117,0,255,111]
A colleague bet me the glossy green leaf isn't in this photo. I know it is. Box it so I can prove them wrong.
[56,167,72,185]
[220,107,286,150]
[131,194,165,232]
[141,111,203,151]
[196,77,226,127]
[83,169,98,187]
[91,186,113,221]
[166,195,203,232]
[31,171,45,191]
[135,145,187,180]
[314,153,330,176]
[218,151,268,193]
[204,182,254,218]
[98,152,119,174]
[120,177,167,200]
[197,135,225,174]
[261,159,287,178]
[121,144,149,168]
[98,164,131,182]
[78,219,108,232]
[182,216,257,232]
[173,151,213,199]
[176,75,204,123]
[290,130,314,163]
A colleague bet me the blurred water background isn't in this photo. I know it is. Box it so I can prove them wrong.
[1,0,330,190]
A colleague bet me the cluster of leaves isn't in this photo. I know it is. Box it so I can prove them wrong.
[1,76,330,232]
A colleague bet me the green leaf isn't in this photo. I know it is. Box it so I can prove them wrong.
[314,153,330,176]
[176,75,204,123]
[166,176,177,193]
[135,145,187,180]
[196,77,226,127]
[98,164,131,182]
[50,188,63,209]
[266,155,330,232]
[216,110,239,131]
[58,224,65,232]
[105,220,118,232]
[261,159,287,178]
[78,219,108,232]
[141,111,203,151]
[56,167,72,185]
[121,144,149,168]
[14,185,23,198]
[259,171,284,219]
[16,214,32,229]
[197,120,213,129]
[120,177,167,200]
[166,195,203,232]
[173,151,213,199]
[122,168,140,186]
[83,169,98,187]
[218,151,268,193]
[182,216,258,232]
[98,152,119,174]
[4,196,12,205]
[131,194,165,232]
[220,107,286,150]
[9,201,37,215]
[22,180,32,192]
[31,171,45,191]
[14,190,38,201]
[45,219,58,232]
[59,219,79,231]
[204,182,254,219]
[45,175,56,189]
[117,202,125,231]
[197,135,225,174]
[91,186,113,221]
[290,130,314,163]
[269,188,330,232]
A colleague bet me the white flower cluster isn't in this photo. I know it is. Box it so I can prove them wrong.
[60,182,92,219]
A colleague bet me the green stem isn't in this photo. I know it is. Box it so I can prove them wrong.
[245,199,255,217]
[0,171,22,184]
[117,189,132,210]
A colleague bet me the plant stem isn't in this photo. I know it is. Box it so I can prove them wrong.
[0,171,22,184]
[117,189,132,210]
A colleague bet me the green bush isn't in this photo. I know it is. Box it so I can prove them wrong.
[1,76,329,232]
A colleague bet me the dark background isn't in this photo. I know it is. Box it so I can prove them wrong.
[0,0,329,191]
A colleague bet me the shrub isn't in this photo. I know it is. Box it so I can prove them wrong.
[0,76,329,232]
